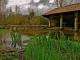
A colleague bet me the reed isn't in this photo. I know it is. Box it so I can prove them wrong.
[24,33,80,60]
[10,32,22,48]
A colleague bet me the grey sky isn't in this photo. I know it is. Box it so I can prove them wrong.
[6,0,54,8]
[6,0,55,15]
[6,0,80,15]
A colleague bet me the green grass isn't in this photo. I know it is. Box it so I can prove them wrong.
[0,29,10,34]
[24,33,80,60]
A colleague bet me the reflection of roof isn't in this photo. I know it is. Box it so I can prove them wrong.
[42,3,80,16]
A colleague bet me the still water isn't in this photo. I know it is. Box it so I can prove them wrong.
[0,28,80,50]
[12,28,80,40]
[0,33,30,49]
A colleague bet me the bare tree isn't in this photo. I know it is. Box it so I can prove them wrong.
[28,8,35,25]
[0,0,8,19]
[0,0,2,13]
[54,0,73,8]
[53,0,62,7]
[69,0,73,4]
[0,0,8,12]
[15,5,21,15]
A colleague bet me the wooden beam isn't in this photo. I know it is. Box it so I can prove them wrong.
[60,14,63,29]
[74,11,78,31]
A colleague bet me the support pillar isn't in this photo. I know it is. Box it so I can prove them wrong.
[60,14,63,29]
[74,11,78,31]
[48,15,52,28]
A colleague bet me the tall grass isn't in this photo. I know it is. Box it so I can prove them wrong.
[10,32,22,48]
[24,33,80,60]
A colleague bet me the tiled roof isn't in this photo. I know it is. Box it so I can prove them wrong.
[42,3,80,16]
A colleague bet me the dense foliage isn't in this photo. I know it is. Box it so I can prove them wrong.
[0,13,49,25]
[24,33,80,60]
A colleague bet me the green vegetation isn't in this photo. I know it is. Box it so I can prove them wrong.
[0,51,24,60]
[0,14,49,25]
[0,29,10,34]
[24,33,80,60]
[10,32,22,48]
[0,29,80,60]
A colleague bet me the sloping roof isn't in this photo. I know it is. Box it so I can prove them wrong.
[43,3,80,16]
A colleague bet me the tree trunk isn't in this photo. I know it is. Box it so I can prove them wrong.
[56,0,59,8]
[59,0,63,7]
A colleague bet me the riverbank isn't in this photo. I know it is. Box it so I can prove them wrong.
[0,29,80,60]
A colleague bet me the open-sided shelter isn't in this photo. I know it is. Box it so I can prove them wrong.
[42,3,80,31]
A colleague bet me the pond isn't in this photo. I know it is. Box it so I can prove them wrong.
[11,28,80,41]
[0,33,30,51]
[0,28,80,60]
[0,28,80,50]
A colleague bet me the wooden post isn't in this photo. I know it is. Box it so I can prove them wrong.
[60,14,63,29]
[74,11,78,31]
[48,15,52,28]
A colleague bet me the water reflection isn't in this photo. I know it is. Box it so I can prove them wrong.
[73,32,80,40]
[12,28,80,41]
[59,30,80,40]
[0,34,3,45]
[0,33,30,49]
[0,29,80,50]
